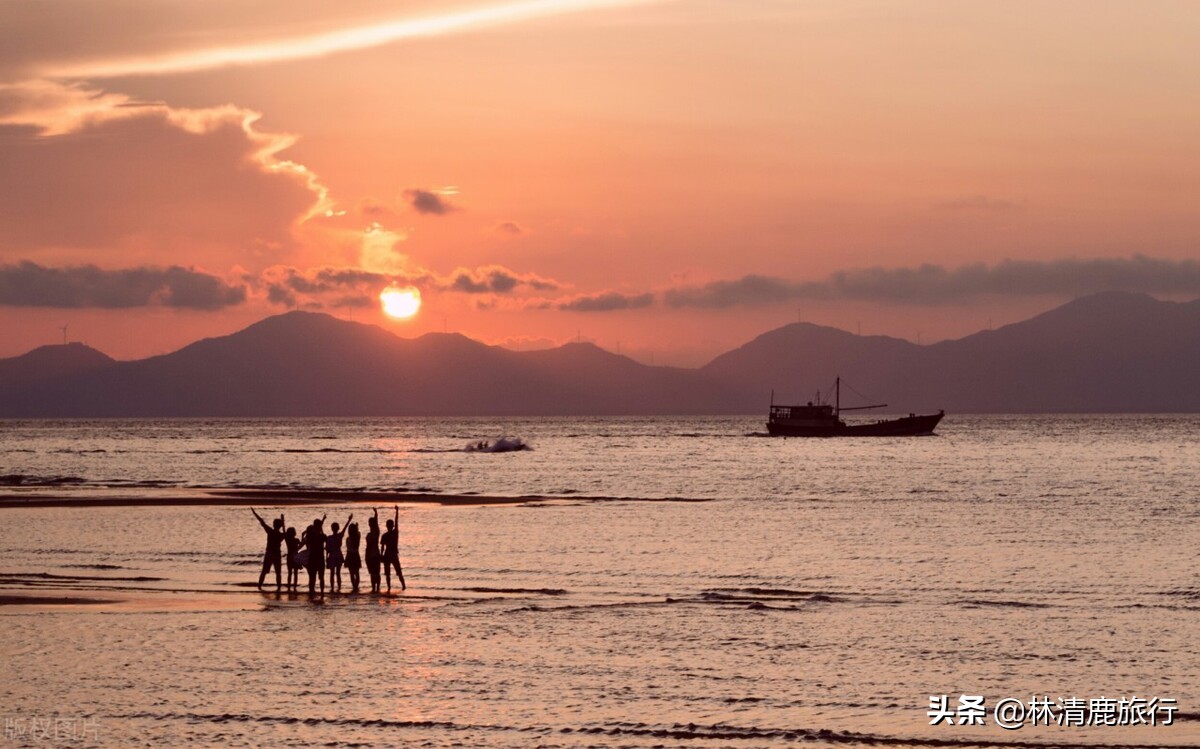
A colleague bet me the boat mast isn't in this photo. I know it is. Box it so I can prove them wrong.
[836,376,840,417]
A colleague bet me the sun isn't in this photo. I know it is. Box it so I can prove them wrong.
[380,286,421,319]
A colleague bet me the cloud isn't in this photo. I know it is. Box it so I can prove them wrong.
[357,198,398,220]
[259,264,402,308]
[557,291,654,312]
[0,261,245,309]
[444,265,560,294]
[0,81,326,265]
[492,221,527,236]
[22,0,664,81]
[663,255,1200,308]
[258,262,559,307]
[330,294,377,309]
[663,275,818,308]
[405,188,457,216]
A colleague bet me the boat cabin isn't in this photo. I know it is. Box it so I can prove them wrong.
[768,402,842,428]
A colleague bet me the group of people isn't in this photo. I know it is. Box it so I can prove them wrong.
[252,506,406,595]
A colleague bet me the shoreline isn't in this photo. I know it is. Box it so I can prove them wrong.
[0,594,116,606]
[0,488,711,508]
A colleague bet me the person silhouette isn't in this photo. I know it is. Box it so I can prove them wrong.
[251,509,285,590]
[365,509,382,594]
[284,526,301,590]
[303,515,327,597]
[325,515,352,593]
[380,505,406,592]
[345,522,363,593]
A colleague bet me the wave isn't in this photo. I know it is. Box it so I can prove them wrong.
[0,572,166,583]
[111,712,1152,747]
[260,447,396,454]
[62,564,125,570]
[1161,588,1200,600]
[457,586,568,596]
[193,446,475,455]
[957,599,1055,609]
[117,711,508,733]
[464,436,531,453]
[0,473,87,487]
[103,479,184,487]
[700,587,845,604]
[0,473,188,489]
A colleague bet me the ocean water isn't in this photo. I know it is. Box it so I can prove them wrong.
[1,415,1199,747]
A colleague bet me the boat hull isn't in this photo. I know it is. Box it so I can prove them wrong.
[767,411,944,437]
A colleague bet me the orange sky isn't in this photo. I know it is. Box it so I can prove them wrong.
[2,1,1198,364]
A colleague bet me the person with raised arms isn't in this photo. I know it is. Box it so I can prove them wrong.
[380,505,406,593]
[365,508,382,594]
[325,514,353,593]
[251,509,285,591]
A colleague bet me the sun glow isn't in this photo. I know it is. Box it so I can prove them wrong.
[380,286,422,319]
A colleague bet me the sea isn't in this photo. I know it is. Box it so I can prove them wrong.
[1,414,1199,748]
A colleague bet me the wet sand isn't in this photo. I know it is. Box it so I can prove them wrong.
[0,594,115,606]
[0,488,711,508]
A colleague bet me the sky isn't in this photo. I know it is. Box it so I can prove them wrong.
[1,0,1198,364]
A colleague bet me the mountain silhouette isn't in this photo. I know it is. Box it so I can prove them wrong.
[703,291,1200,413]
[0,311,733,416]
[1,292,1197,416]
[0,342,115,390]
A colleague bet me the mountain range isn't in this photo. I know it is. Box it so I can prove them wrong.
[1,291,1197,416]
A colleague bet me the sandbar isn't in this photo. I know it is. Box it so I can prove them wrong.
[0,595,115,606]
[0,488,711,508]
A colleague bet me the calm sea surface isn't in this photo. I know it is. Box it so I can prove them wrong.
[1,415,1199,747]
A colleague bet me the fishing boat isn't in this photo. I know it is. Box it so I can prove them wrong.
[766,377,943,437]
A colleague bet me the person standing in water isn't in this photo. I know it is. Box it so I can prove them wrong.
[325,514,352,593]
[345,521,363,593]
[251,509,285,591]
[303,515,327,597]
[380,505,406,592]
[283,525,301,590]
[365,509,382,594]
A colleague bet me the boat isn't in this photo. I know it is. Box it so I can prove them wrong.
[766,377,943,437]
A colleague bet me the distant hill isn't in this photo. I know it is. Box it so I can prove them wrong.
[0,342,115,390]
[702,291,1200,413]
[1,291,1197,416]
[0,311,735,416]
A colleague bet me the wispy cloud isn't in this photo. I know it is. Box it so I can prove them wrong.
[663,256,1200,308]
[0,81,327,260]
[43,0,665,80]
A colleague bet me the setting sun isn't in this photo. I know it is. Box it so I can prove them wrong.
[380,286,421,319]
